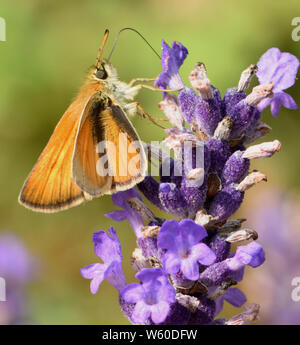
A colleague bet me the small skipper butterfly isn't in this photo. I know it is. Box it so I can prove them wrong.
[19,29,164,213]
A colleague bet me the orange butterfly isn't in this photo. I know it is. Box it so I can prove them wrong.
[19,29,163,213]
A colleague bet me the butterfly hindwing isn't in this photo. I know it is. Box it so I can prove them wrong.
[72,94,147,196]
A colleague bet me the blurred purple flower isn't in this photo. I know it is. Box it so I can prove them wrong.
[0,234,35,284]
[157,219,216,280]
[244,189,300,324]
[256,48,299,116]
[0,234,37,324]
[121,268,176,324]
[80,227,126,294]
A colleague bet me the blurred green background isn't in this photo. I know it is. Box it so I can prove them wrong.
[0,0,299,324]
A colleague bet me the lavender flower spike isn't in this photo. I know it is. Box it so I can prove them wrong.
[82,39,297,324]
[256,48,299,116]
[157,219,216,281]
[121,268,176,324]
[80,227,126,294]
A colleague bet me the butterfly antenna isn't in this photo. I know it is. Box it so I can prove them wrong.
[96,29,110,69]
[107,27,161,62]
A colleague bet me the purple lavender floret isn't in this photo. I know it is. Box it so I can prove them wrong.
[81,40,295,325]
[215,287,247,316]
[199,242,265,287]
[155,40,187,93]
[80,227,126,293]
[105,189,144,237]
[121,268,176,324]
[157,220,216,281]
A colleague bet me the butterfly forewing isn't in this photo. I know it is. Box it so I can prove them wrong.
[18,83,101,212]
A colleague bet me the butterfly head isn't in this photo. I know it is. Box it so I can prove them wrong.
[91,60,118,83]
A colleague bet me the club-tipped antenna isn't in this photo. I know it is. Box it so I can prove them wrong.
[107,27,161,62]
[96,29,110,69]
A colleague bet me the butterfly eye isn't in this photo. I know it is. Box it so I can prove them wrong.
[95,66,108,80]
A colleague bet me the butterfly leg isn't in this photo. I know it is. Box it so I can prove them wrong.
[128,77,156,87]
[135,84,182,93]
[124,102,167,129]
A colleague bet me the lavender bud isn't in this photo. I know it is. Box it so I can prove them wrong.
[221,151,250,185]
[163,127,200,150]
[228,83,273,138]
[229,101,258,139]
[223,87,246,115]
[209,184,244,221]
[206,233,231,262]
[160,157,182,188]
[159,183,188,218]
[206,138,231,175]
